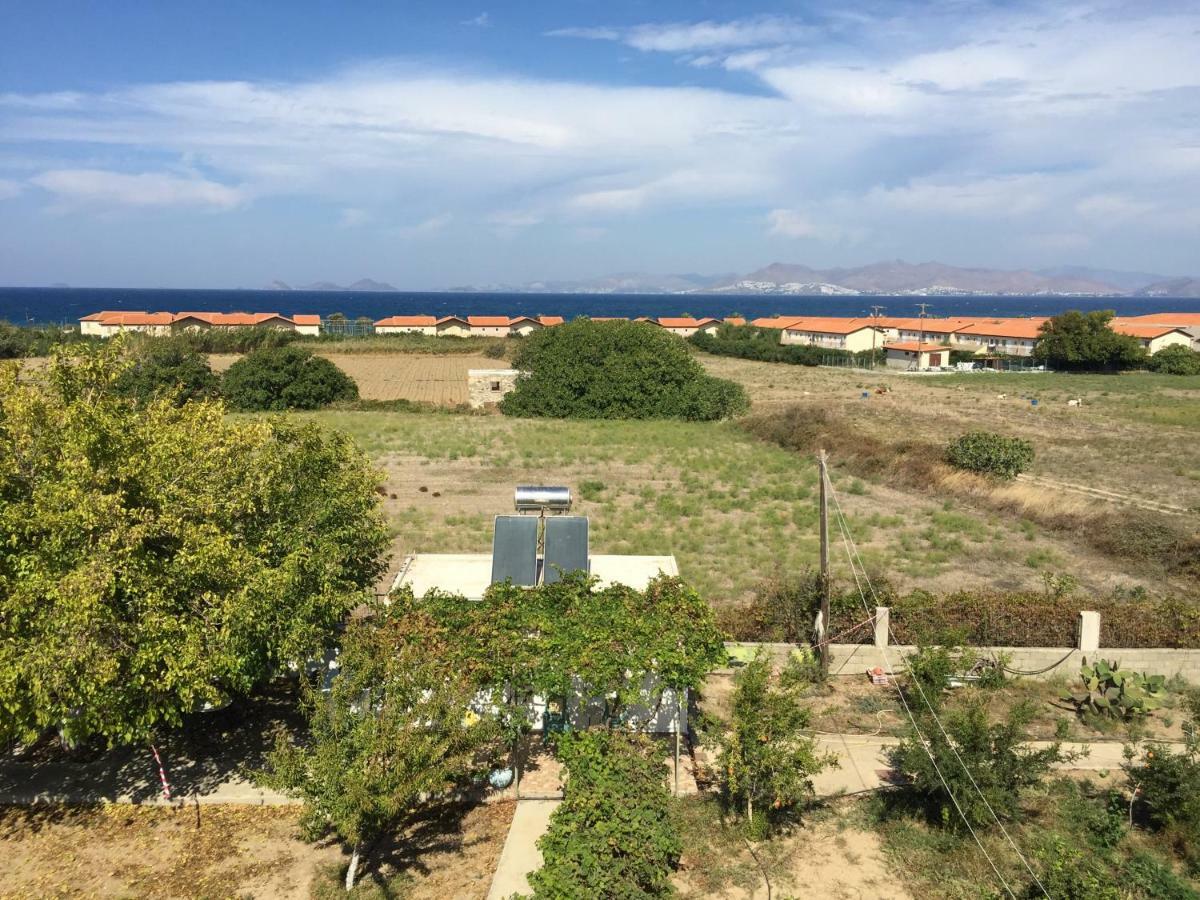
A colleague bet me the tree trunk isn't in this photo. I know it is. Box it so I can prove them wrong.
[747,795,753,825]
[513,740,522,800]
[345,843,361,892]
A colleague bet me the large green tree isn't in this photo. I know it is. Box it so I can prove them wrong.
[0,348,389,747]
[1032,310,1146,371]
[501,318,748,420]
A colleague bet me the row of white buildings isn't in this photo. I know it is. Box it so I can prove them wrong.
[77,310,1198,361]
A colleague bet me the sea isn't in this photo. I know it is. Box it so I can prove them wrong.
[2,286,1200,326]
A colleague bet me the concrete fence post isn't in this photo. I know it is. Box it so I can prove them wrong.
[1078,611,1101,654]
[874,607,890,649]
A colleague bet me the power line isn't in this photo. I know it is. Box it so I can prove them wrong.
[824,473,1048,898]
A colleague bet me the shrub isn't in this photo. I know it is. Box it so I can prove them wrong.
[1146,345,1200,376]
[716,650,835,834]
[222,345,358,411]
[891,699,1071,829]
[741,568,826,644]
[529,731,680,898]
[501,318,748,421]
[945,431,1034,479]
[1127,744,1200,873]
[0,321,101,358]
[112,337,219,404]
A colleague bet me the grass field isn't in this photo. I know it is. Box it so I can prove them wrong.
[304,408,1165,612]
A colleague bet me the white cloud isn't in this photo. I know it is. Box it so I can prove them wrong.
[395,212,452,237]
[867,176,1050,217]
[462,12,489,27]
[766,208,821,238]
[0,178,21,200]
[29,169,242,210]
[550,16,809,53]
[1075,194,1155,221]
[338,207,370,228]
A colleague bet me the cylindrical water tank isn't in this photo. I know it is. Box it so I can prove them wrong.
[514,485,572,512]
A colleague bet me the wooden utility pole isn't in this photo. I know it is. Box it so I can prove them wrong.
[817,449,830,676]
[915,303,932,372]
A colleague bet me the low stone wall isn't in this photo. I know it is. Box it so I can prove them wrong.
[467,369,521,409]
[724,641,1200,682]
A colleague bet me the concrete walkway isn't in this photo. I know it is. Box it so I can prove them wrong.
[486,799,560,900]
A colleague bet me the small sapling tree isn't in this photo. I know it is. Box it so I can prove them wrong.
[717,650,835,832]
[261,607,499,891]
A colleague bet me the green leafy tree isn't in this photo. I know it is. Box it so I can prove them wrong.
[501,318,748,421]
[528,731,681,898]
[261,607,499,891]
[891,699,1071,829]
[0,348,389,747]
[717,650,835,831]
[222,344,358,410]
[1146,344,1200,376]
[1032,310,1146,371]
[111,336,219,404]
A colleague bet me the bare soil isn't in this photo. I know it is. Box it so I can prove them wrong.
[0,800,514,900]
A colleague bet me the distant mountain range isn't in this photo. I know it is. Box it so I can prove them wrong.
[452,261,1198,297]
[267,278,398,292]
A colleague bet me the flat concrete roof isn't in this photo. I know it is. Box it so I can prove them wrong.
[393,553,679,600]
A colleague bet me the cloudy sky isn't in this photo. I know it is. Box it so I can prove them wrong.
[1,0,1198,288]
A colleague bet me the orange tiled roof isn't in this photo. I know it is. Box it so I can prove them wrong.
[781,317,883,335]
[1120,313,1200,327]
[655,317,719,328]
[884,341,951,352]
[1112,323,1189,339]
[467,316,511,327]
[292,314,321,326]
[538,315,565,326]
[435,315,468,325]
[95,312,176,326]
[956,319,1048,340]
[749,316,803,328]
[375,315,436,327]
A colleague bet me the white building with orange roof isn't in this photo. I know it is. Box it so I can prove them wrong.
[953,318,1049,357]
[883,341,954,370]
[1110,322,1194,354]
[433,315,471,337]
[79,311,177,337]
[374,315,437,335]
[652,317,722,337]
[1116,314,1200,351]
[779,317,887,353]
[467,315,512,337]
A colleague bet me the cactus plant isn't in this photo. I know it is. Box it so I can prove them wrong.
[1062,658,1166,720]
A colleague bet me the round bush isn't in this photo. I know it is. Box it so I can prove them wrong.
[112,337,219,405]
[500,318,748,420]
[945,431,1033,479]
[1146,344,1200,376]
[222,345,358,411]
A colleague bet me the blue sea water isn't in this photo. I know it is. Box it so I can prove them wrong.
[2,286,1199,326]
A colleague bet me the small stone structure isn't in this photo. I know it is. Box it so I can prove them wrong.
[468,369,522,409]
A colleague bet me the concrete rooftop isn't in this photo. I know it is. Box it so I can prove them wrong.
[393,553,679,600]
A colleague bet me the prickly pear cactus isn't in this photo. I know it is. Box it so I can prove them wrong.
[1062,658,1166,720]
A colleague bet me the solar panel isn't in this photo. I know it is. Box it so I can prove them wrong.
[491,516,538,586]
[543,516,589,584]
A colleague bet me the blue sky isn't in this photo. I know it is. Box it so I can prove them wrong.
[1,0,1198,288]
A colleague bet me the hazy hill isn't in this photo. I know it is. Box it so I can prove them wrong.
[1137,277,1200,298]
[275,278,399,292]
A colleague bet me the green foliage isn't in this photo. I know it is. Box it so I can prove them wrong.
[830,589,1200,650]
[501,318,748,421]
[742,569,826,644]
[111,336,219,404]
[260,605,499,888]
[1025,832,1122,899]
[891,698,1069,830]
[0,321,101,358]
[0,348,389,747]
[945,431,1034,479]
[906,645,978,704]
[222,344,358,410]
[717,650,834,832]
[690,324,883,368]
[1147,345,1200,376]
[1063,659,1167,720]
[1127,741,1200,873]
[1032,309,1147,372]
[528,730,680,899]
[388,573,726,731]
[173,326,299,354]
